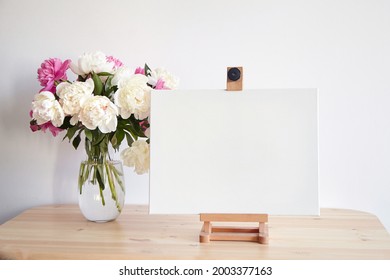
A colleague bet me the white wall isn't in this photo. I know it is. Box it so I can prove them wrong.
[1,0,389,231]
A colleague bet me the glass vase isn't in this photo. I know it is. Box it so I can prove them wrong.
[78,159,125,222]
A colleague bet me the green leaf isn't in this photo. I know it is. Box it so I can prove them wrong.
[59,116,72,130]
[92,72,103,95]
[124,132,134,147]
[92,132,106,146]
[99,136,109,154]
[97,72,113,77]
[132,124,146,138]
[84,129,93,142]
[111,130,125,151]
[124,126,138,141]
[72,134,81,150]
[104,79,116,98]
[63,125,79,142]
[104,85,116,97]
[125,115,146,137]
[144,63,152,76]
[111,133,117,147]
[116,130,125,146]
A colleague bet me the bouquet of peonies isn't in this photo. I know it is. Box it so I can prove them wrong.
[29,51,178,208]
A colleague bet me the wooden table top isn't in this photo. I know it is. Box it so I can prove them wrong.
[0,205,389,260]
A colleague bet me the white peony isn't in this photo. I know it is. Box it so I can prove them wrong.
[121,140,150,175]
[78,96,118,133]
[56,78,94,125]
[70,51,114,76]
[114,74,151,120]
[111,66,133,87]
[148,67,179,89]
[32,91,65,127]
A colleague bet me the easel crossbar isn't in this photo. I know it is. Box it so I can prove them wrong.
[211,226,260,233]
[200,213,268,223]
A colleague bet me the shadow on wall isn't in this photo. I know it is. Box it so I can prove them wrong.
[0,70,80,223]
[0,73,44,223]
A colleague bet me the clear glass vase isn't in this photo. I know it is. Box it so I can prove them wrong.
[78,159,125,222]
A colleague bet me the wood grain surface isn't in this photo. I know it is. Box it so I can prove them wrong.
[0,205,389,260]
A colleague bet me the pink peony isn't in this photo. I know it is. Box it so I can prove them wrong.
[154,79,167,90]
[139,119,150,132]
[29,110,63,136]
[37,58,71,93]
[40,122,63,137]
[29,123,40,132]
[134,67,145,75]
[29,120,63,136]
[106,55,123,69]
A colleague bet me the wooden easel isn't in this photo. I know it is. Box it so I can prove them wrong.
[199,67,269,244]
[199,213,269,244]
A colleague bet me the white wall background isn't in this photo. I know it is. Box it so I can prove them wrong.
[0,0,389,231]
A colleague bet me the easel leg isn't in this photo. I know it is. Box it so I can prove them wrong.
[258,222,269,244]
[199,221,211,243]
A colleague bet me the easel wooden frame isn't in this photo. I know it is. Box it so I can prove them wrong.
[199,213,269,244]
[198,67,269,245]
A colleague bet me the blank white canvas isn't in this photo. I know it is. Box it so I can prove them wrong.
[149,89,319,215]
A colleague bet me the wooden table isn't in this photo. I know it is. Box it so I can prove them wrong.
[0,205,389,259]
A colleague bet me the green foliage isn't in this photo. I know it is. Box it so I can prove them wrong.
[59,116,73,130]
[72,133,81,149]
[91,72,103,95]
[144,63,152,76]
[111,130,125,151]
[63,125,78,142]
